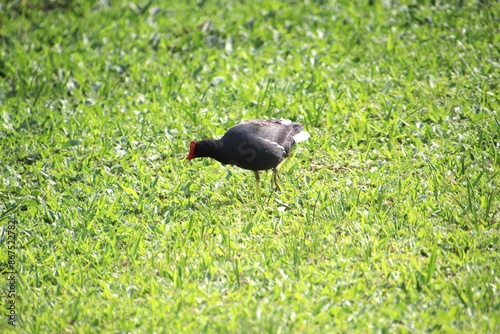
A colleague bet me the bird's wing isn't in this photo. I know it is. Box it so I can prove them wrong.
[227,119,307,155]
[241,120,293,150]
[244,119,296,139]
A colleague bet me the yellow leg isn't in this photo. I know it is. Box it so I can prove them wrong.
[272,157,290,191]
[272,168,281,191]
[253,170,261,200]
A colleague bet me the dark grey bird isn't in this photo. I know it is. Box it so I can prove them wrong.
[186,119,310,195]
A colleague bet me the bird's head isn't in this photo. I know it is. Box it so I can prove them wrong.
[186,141,197,161]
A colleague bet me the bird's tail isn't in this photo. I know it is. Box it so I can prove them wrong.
[279,120,311,143]
[292,130,311,143]
[290,123,310,143]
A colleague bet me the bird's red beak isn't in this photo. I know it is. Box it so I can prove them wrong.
[186,141,196,160]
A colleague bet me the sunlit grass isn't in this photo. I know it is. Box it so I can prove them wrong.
[0,0,499,332]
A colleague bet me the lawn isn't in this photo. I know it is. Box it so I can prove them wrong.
[1,0,499,332]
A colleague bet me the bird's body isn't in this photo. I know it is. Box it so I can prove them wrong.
[187,119,310,194]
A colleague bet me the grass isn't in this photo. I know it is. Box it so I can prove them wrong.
[0,0,499,332]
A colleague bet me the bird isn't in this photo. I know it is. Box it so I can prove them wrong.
[186,119,310,196]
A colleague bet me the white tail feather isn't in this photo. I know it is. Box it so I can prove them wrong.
[279,119,292,125]
[293,131,310,143]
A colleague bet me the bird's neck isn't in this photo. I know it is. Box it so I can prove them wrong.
[195,140,228,163]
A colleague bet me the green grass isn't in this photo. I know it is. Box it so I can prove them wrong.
[1,0,499,332]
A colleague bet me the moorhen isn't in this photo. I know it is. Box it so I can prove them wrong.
[186,119,310,195]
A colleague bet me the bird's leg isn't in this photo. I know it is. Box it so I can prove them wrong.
[253,170,261,200]
[272,168,281,191]
[272,157,290,191]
